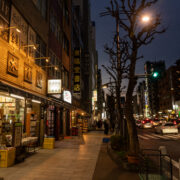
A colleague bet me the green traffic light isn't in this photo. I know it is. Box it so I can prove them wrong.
[153,72,159,78]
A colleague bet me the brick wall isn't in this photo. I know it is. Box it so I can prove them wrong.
[0,38,47,96]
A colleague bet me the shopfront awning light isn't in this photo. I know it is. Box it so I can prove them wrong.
[32,99,41,104]
[0,91,9,96]
[10,94,24,100]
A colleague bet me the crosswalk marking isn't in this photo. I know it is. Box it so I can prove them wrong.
[152,134,168,139]
[143,134,159,139]
[138,133,180,140]
[138,135,149,140]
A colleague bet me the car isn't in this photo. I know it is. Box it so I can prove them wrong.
[136,120,142,128]
[152,119,160,127]
[159,118,167,124]
[140,119,153,129]
[154,122,178,135]
[169,119,180,129]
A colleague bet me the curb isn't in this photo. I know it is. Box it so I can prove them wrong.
[107,142,139,172]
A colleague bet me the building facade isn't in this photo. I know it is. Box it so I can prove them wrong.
[0,0,98,150]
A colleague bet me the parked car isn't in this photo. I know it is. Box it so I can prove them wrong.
[154,122,178,135]
[136,120,142,128]
[140,119,153,129]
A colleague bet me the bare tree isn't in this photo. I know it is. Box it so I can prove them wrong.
[102,37,130,136]
[103,0,166,155]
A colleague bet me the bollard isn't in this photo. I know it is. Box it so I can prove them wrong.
[159,146,167,177]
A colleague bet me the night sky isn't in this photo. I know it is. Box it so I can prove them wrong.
[90,0,180,84]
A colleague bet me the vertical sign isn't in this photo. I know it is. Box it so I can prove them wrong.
[73,49,81,94]
[10,6,28,53]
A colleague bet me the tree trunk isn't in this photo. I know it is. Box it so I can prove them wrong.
[125,82,139,154]
[124,48,140,155]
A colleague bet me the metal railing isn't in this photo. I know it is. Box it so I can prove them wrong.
[139,149,172,180]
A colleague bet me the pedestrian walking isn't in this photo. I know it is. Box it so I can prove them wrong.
[104,120,109,135]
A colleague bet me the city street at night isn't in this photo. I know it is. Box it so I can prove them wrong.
[0,0,180,179]
[138,128,180,161]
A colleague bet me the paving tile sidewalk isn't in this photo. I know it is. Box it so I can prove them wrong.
[93,143,140,180]
[0,131,104,180]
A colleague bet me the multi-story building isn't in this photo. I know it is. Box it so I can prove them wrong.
[97,69,104,120]
[145,61,166,116]
[71,0,98,129]
[158,60,180,117]
[0,0,94,149]
[136,81,146,118]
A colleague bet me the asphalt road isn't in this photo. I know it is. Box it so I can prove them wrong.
[138,127,180,161]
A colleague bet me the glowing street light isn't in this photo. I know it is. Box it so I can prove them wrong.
[141,15,150,23]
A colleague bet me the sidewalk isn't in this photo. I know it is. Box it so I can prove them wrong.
[0,131,140,180]
[93,142,140,180]
[0,131,103,180]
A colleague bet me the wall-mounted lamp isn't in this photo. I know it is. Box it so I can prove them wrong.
[0,26,21,33]
[43,65,59,71]
[34,57,50,63]
[22,44,38,50]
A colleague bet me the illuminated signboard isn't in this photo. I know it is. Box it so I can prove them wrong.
[48,79,61,94]
[73,49,81,94]
[63,90,72,104]
[93,90,97,101]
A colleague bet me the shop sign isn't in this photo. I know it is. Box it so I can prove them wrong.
[36,71,42,88]
[12,122,22,147]
[24,64,32,83]
[73,49,81,94]
[7,52,19,77]
[48,79,62,94]
[93,90,97,101]
[10,5,28,51]
[63,90,72,104]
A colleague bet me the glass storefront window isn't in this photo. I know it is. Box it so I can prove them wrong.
[0,94,25,146]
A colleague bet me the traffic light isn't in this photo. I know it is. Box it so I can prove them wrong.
[152,72,159,78]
